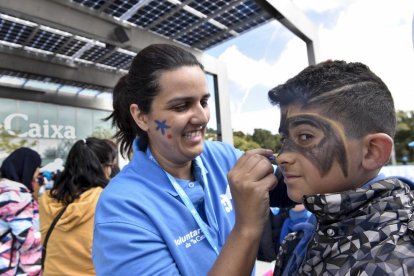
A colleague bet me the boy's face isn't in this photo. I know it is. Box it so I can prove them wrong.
[277,104,366,202]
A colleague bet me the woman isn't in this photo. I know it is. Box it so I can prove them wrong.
[104,139,120,178]
[92,44,277,275]
[39,137,116,275]
[0,147,42,275]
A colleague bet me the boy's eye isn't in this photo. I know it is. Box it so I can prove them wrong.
[299,133,313,141]
[295,132,315,146]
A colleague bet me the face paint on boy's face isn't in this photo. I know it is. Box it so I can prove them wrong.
[155,119,171,136]
[278,113,348,177]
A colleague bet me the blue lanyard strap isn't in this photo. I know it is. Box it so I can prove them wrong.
[146,149,220,255]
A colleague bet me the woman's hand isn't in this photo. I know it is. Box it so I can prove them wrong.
[227,149,277,236]
[209,149,277,276]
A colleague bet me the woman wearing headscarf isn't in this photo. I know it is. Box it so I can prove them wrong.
[0,147,42,275]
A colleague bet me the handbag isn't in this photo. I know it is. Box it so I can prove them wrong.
[41,205,68,270]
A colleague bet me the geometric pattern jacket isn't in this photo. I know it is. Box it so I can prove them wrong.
[0,178,42,276]
[274,177,414,276]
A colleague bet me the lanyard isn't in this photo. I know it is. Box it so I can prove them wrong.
[146,149,220,255]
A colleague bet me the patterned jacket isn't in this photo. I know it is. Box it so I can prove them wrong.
[0,178,42,275]
[275,177,414,276]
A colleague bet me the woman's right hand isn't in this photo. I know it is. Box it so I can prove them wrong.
[227,148,277,237]
[209,149,277,276]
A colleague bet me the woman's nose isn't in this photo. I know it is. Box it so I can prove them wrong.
[191,104,210,124]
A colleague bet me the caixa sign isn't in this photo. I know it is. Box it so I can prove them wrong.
[3,113,76,139]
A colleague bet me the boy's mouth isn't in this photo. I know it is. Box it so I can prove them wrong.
[283,173,301,182]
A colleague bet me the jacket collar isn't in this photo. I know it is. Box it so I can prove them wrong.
[303,178,414,224]
[131,138,209,197]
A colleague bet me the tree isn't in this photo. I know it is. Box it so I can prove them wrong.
[43,140,73,162]
[395,110,414,163]
[0,124,37,155]
[252,128,281,152]
[206,128,218,141]
[232,130,277,151]
[233,135,261,151]
[91,126,115,139]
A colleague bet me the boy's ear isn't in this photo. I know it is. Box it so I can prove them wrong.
[130,104,149,131]
[362,133,393,170]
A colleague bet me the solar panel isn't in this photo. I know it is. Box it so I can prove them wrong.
[79,44,111,62]
[57,38,88,56]
[100,51,134,69]
[233,14,271,33]
[27,29,70,52]
[198,32,232,50]
[150,8,198,37]
[127,1,175,28]
[176,22,221,46]
[73,0,106,10]
[0,17,35,45]
[0,0,275,77]
[214,0,258,26]
[187,0,228,16]
[104,0,141,18]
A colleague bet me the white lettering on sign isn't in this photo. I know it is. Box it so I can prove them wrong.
[3,113,76,139]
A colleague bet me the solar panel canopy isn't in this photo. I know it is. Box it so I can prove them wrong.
[0,0,274,80]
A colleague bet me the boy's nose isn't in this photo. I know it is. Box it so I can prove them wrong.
[276,151,295,166]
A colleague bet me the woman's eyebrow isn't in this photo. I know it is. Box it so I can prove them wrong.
[166,93,211,105]
[166,97,193,105]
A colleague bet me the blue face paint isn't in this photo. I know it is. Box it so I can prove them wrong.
[155,119,171,135]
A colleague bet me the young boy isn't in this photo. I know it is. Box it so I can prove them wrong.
[268,60,414,275]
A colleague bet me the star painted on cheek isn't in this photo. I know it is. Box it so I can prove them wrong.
[155,120,171,136]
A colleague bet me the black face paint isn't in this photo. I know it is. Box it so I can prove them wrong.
[278,113,348,177]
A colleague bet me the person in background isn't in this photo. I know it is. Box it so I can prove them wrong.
[38,158,65,194]
[257,204,310,263]
[39,137,116,275]
[104,139,120,178]
[265,60,414,275]
[0,147,42,275]
[92,43,276,276]
[278,204,311,245]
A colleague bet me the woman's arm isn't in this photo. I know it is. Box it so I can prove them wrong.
[209,149,277,276]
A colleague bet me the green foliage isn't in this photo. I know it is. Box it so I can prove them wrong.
[232,128,281,152]
[206,128,218,141]
[252,128,281,152]
[0,124,37,155]
[395,110,414,163]
[91,126,115,139]
[233,135,261,151]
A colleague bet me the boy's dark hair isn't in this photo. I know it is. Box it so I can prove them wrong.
[107,43,204,157]
[268,60,396,138]
[50,137,115,205]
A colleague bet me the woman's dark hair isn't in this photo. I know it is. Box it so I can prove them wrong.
[50,137,115,205]
[107,43,204,157]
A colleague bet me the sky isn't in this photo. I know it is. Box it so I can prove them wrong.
[206,0,414,135]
